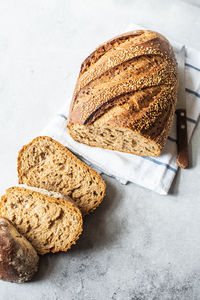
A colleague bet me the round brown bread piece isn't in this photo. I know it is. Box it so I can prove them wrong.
[0,217,39,283]
[67,30,178,157]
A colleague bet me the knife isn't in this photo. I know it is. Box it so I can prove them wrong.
[175,46,189,168]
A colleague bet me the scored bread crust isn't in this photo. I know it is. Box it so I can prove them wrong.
[0,187,83,255]
[67,30,178,156]
[17,136,106,215]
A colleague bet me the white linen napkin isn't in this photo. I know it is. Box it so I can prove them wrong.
[41,24,200,195]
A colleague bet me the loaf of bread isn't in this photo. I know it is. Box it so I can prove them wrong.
[17,136,106,215]
[67,30,178,157]
[0,187,83,255]
[0,217,39,283]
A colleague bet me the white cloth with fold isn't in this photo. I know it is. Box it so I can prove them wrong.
[42,24,200,195]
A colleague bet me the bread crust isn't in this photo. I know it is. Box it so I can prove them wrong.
[0,187,83,255]
[67,30,178,156]
[0,217,39,282]
[17,136,106,215]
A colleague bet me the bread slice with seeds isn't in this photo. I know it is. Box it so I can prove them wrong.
[17,136,106,215]
[0,187,83,255]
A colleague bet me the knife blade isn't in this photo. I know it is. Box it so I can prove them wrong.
[175,46,189,168]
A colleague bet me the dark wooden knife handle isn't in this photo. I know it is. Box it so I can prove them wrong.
[176,109,189,168]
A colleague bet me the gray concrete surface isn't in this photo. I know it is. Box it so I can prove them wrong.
[0,0,200,299]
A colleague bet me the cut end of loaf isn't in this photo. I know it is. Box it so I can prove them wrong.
[0,217,39,283]
[68,124,161,157]
[0,187,83,255]
[17,136,106,215]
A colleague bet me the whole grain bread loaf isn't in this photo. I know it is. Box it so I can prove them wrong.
[67,30,178,157]
[0,217,39,283]
[0,187,83,255]
[17,136,106,215]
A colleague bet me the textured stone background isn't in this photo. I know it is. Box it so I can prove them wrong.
[0,0,200,299]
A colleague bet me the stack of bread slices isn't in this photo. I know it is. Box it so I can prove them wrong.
[0,136,106,282]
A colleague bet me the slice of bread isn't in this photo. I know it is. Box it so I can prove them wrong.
[17,136,106,215]
[0,187,83,255]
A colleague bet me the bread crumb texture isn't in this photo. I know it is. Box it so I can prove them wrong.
[68,30,178,157]
[0,187,83,255]
[17,136,106,215]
